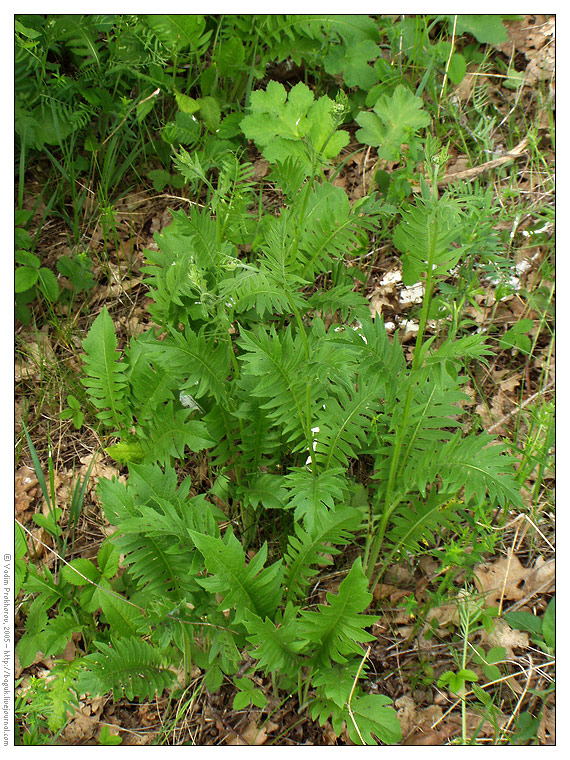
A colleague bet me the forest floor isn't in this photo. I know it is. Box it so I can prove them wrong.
[15,14,554,746]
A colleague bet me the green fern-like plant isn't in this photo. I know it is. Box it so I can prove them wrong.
[78,637,177,701]
[81,307,130,432]
[67,95,523,746]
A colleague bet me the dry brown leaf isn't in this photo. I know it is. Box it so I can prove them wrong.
[29,526,49,559]
[396,695,416,736]
[522,556,555,597]
[59,637,77,662]
[15,466,38,517]
[405,729,451,745]
[321,720,338,745]
[474,554,529,608]
[15,361,40,382]
[447,709,501,739]
[368,291,393,319]
[538,706,555,744]
[79,454,122,484]
[401,704,449,745]
[495,16,555,85]
[427,602,459,629]
[124,733,152,746]
[481,618,529,659]
[89,695,106,717]
[332,175,347,190]
[499,374,522,394]
[373,582,411,603]
[225,719,278,746]
[62,712,96,744]
[452,65,483,103]
[252,158,270,179]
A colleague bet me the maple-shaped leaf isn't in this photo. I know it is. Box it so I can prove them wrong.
[324,39,380,90]
[355,84,431,160]
[240,81,349,170]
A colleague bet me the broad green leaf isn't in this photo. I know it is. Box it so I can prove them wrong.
[503,609,543,636]
[244,474,288,510]
[244,605,302,674]
[324,39,379,89]
[15,266,38,293]
[97,541,120,578]
[355,84,431,160]
[448,52,466,85]
[100,593,147,638]
[542,597,555,650]
[139,403,215,465]
[37,614,83,657]
[197,96,221,132]
[175,92,200,115]
[32,511,62,537]
[145,15,210,52]
[15,249,40,267]
[104,440,145,464]
[38,267,59,302]
[190,528,284,624]
[60,557,100,586]
[346,693,402,745]
[81,307,129,431]
[504,66,525,90]
[16,632,42,669]
[98,726,122,745]
[457,668,478,681]
[15,227,32,250]
[241,81,349,170]
[312,662,361,707]
[216,37,245,76]
[15,521,28,559]
[454,15,508,45]
[78,636,176,701]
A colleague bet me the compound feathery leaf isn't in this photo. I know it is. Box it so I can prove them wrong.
[81,307,129,431]
[78,636,176,701]
[189,528,284,624]
[298,558,375,665]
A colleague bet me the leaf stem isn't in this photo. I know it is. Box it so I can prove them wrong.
[366,181,440,586]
